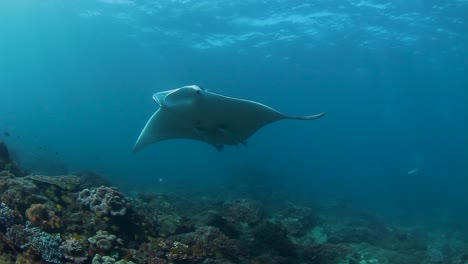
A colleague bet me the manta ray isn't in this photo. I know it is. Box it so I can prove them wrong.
[133,85,326,152]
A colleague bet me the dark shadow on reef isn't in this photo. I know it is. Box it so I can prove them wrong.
[0,141,23,177]
[1,141,468,264]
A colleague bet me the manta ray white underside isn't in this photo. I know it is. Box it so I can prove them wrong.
[133,85,326,152]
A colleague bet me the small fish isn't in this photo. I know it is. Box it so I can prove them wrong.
[3,132,10,137]
[407,168,419,175]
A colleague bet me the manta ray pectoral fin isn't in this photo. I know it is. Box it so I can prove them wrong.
[133,109,167,153]
[285,112,327,120]
[192,127,209,142]
[217,126,247,146]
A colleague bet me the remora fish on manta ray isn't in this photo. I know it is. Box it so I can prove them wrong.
[133,85,326,152]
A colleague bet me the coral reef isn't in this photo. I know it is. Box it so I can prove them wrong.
[88,230,124,252]
[92,253,136,264]
[1,169,466,264]
[0,140,466,264]
[302,243,354,264]
[0,171,41,211]
[75,171,112,190]
[0,202,15,230]
[25,203,61,231]
[253,221,297,257]
[78,186,132,216]
[170,226,241,259]
[276,205,319,237]
[60,237,89,264]
[26,174,81,191]
[222,199,264,226]
[6,222,62,264]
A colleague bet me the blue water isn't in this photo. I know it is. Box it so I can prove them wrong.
[1,0,467,223]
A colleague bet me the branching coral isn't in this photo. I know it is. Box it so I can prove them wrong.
[0,202,15,230]
[6,222,63,264]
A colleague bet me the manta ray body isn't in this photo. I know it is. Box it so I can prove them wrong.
[133,85,325,152]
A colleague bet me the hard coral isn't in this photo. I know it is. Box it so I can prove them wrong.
[132,236,214,264]
[26,203,61,231]
[426,246,444,264]
[202,258,235,264]
[132,242,167,264]
[76,171,112,189]
[26,174,81,191]
[88,230,124,252]
[200,211,239,238]
[253,221,297,257]
[168,226,244,261]
[166,240,206,262]
[222,199,264,226]
[147,256,167,264]
[0,175,41,210]
[6,222,63,264]
[157,214,185,236]
[78,186,132,216]
[302,243,354,264]
[0,202,15,230]
[60,237,89,264]
[91,254,136,264]
[277,205,318,236]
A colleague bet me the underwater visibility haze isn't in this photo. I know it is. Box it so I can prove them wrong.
[0,0,467,263]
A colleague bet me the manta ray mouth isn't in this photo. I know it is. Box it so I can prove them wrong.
[152,92,163,106]
[153,96,161,105]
